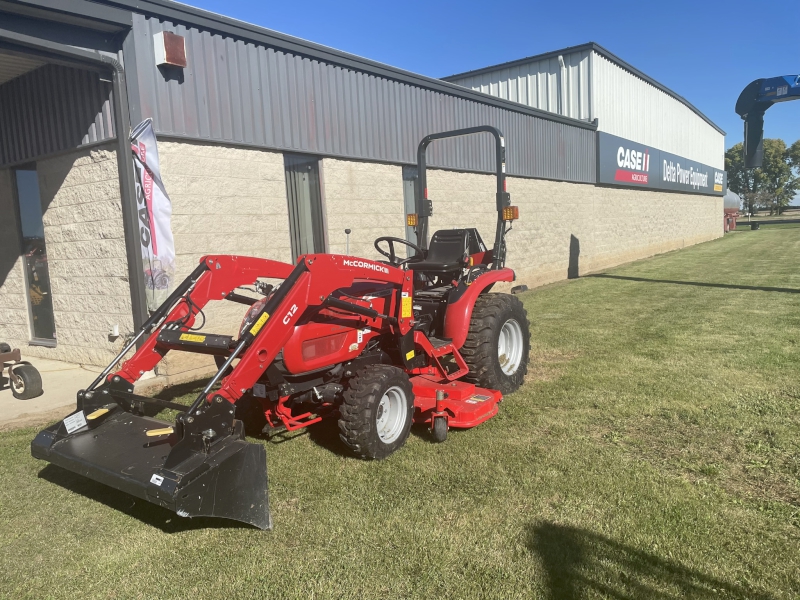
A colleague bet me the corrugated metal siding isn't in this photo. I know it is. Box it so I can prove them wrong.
[592,53,723,168]
[447,49,592,122]
[0,63,115,167]
[130,15,595,183]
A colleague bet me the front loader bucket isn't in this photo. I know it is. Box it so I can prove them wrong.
[31,399,271,530]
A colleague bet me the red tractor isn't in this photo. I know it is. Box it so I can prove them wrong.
[32,127,530,529]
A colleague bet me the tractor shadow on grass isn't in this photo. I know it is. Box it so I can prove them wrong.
[37,464,259,533]
[588,273,800,294]
[305,418,442,457]
[528,521,777,600]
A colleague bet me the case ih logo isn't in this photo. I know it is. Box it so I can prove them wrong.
[598,133,724,196]
[343,259,390,274]
[615,146,650,185]
[714,172,724,192]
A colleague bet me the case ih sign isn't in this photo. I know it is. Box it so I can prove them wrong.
[598,132,726,196]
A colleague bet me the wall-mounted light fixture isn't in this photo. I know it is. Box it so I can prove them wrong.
[154,31,187,68]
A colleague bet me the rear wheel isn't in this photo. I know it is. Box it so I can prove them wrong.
[461,293,530,394]
[10,364,43,400]
[338,365,414,459]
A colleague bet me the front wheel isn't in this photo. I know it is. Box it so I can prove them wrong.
[10,364,43,400]
[431,416,448,443]
[461,294,530,394]
[338,365,414,459]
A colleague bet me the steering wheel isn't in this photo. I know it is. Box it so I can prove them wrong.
[374,236,425,266]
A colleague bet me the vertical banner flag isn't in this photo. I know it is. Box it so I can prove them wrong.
[130,119,176,312]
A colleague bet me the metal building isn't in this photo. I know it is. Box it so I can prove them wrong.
[444,43,725,169]
[0,1,727,375]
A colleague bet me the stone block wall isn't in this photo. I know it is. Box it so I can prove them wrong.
[426,168,723,289]
[321,159,406,260]
[0,145,132,366]
[155,141,291,380]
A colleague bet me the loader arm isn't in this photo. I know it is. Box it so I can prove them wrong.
[112,253,414,408]
[114,255,295,384]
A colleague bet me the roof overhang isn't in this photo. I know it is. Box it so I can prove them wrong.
[0,0,131,31]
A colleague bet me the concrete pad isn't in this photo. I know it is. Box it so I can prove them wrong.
[0,356,168,430]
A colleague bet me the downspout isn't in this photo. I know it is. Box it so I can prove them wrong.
[99,54,149,336]
[0,28,148,336]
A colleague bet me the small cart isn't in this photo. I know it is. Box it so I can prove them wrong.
[0,343,43,400]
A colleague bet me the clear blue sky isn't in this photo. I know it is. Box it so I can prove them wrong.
[191,0,799,151]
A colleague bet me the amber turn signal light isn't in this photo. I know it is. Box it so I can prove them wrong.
[502,206,519,221]
[406,213,418,227]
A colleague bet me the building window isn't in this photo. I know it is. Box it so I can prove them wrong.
[284,154,326,261]
[14,167,56,345]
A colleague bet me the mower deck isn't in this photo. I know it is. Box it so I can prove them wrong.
[411,376,500,428]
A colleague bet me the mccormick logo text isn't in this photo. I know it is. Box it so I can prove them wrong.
[615,146,650,185]
[343,259,390,274]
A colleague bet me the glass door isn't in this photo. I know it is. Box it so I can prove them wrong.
[14,168,56,344]
[284,154,326,261]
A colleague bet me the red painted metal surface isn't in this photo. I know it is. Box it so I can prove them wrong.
[411,375,500,428]
[443,267,515,348]
[724,208,739,232]
[110,252,507,435]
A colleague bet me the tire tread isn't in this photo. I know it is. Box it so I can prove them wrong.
[338,364,413,460]
[461,293,530,394]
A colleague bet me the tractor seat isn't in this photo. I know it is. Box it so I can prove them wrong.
[409,229,469,274]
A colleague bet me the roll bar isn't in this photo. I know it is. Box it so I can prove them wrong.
[414,126,512,269]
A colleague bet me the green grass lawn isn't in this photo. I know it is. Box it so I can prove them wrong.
[2,227,800,599]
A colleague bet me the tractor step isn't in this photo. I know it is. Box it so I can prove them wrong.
[413,332,470,380]
[411,376,501,428]
[427,336,453,349]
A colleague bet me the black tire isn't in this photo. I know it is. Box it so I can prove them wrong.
[0,343,11,353]
[431,416,448,443]
[10,364,43,400]
[338,365,414,460]
[461,293,530,395]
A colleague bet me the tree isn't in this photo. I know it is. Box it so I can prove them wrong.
[725,138,800,215]
[788,139,800,171]
[760,139,799,214]
[725,142,760,213]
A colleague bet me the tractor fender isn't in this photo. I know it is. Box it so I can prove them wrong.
[443,268,515,349]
